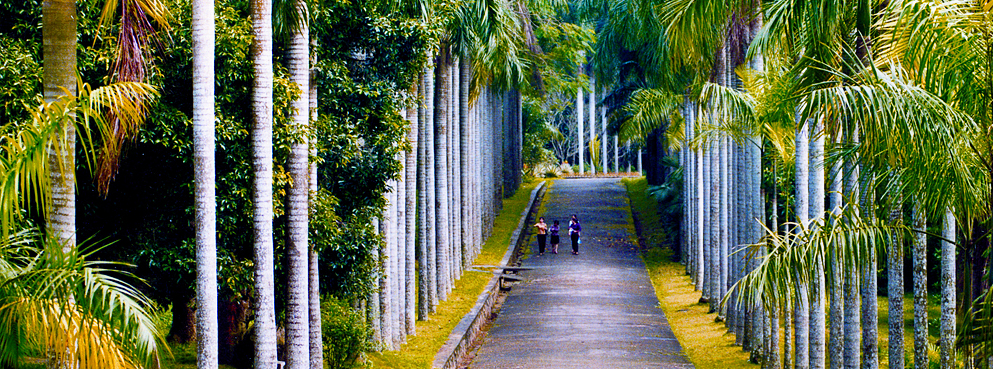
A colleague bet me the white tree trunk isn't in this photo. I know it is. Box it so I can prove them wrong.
[577,83,584,175]
[405,82,418,334]
[912,201,927,369]
[308,50,323,369]
[435,54,451,302]
[940,208,956,369]
[286,12,311,367]
[251,0,277,365]
[809,117,826,369]
[794,117,810,369]
[589,76,596,175]
[888,175,905,369]
[192,0,217,367]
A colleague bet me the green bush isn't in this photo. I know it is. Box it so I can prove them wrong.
[322,296,372,369]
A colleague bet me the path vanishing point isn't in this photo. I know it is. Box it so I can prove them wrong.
[469,178,695,369]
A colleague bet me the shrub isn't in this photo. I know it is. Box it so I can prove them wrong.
[322,296,372,369]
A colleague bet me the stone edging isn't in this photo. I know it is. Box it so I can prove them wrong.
[431,180,547,369]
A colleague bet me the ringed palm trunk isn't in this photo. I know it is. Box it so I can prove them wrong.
[860,170,879,369]
[809,117,826,369]
[888,176,904,369]
[459,59,470,270]
[285,9,310,369]
[434,51,451,302]
[405,82,418,334]
[577,83,584,175]
[422,60,438,312]
[308,55,323,369]
[192,0,217,367]
[250,0,277,367]
[844,121,861,369]
[589,77,596,175]
[912,201,926,369]
[43,0,77,253]
[795,117,811,369]
[940,208,955,369]
[829,129,844,369]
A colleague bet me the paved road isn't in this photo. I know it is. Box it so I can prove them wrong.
[469,178,694,369]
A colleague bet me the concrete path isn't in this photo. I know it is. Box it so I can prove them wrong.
[469,178,694,369]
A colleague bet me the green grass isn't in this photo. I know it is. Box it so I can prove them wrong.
[624,177,758,369]
[366,179,543,368]
[623,177,947,369]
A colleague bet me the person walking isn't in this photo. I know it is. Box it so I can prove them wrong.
[568,215,582,255]
[534,217,548,256]
[549,220,561,254]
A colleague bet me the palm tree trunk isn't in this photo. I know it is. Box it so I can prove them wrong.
[405,81,418,334]
[601,106,607,173]
[43,0,77,252]
[912,201,926,369]
[192,0,217,367]
[888,175,905,369]
[578,81,584,175]
[795,116,811,369]
[828,130,844,369]
[435,51,451,302]
[589,75,596,175]
[860,167,879,369]
[250,0,277,366]
[844,122,861,369]
[809,117,826,369]
[614,135,619,173]
[286,9,310,368]
[702,138,712,303]
[308,53,323,369]
[708,137,719,309]
[940,208,955,369]
[459,59,470,274]
[420,60,438,313]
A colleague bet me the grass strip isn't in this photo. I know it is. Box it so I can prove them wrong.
[623,177,758,369]
[367,179,542,368]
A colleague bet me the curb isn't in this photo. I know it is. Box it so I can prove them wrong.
[431,180,547,369]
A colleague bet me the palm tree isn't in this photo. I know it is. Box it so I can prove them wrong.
[578,82,585,174]
[191,0,217,367]
[0,79,163,369]
[435,49,451,303]
[941,208,955,369]
[250,0,277,366]
[911,201,926,369]
[284,0,310,365]
[43,0,78,253]
[405,80,418,335]
[307,38,323,369]
[887,177,904,369]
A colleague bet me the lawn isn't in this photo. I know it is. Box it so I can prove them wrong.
[624,177,946,369]
[366,179,543,368]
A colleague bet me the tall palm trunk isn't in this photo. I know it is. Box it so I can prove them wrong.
[421,60,438,312]
[601,106,607,173]
[459,59,470,270]
[794,117,811,369]
[43,0,77,252]
[589,76,596,175]
[843,130,861,369]
[888,176,904,369]
[250,0,277,367]
[860,171,879,369]
[809,117,826,369]
[192,0,217,367]
[577,82,584,175]
[308,56,323,369]
[912,201,926,369]
[405,82,418,334]
[434,51,451,302]
[829,129,844,369]
[285,8,310,368]
[940,208,955,369]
